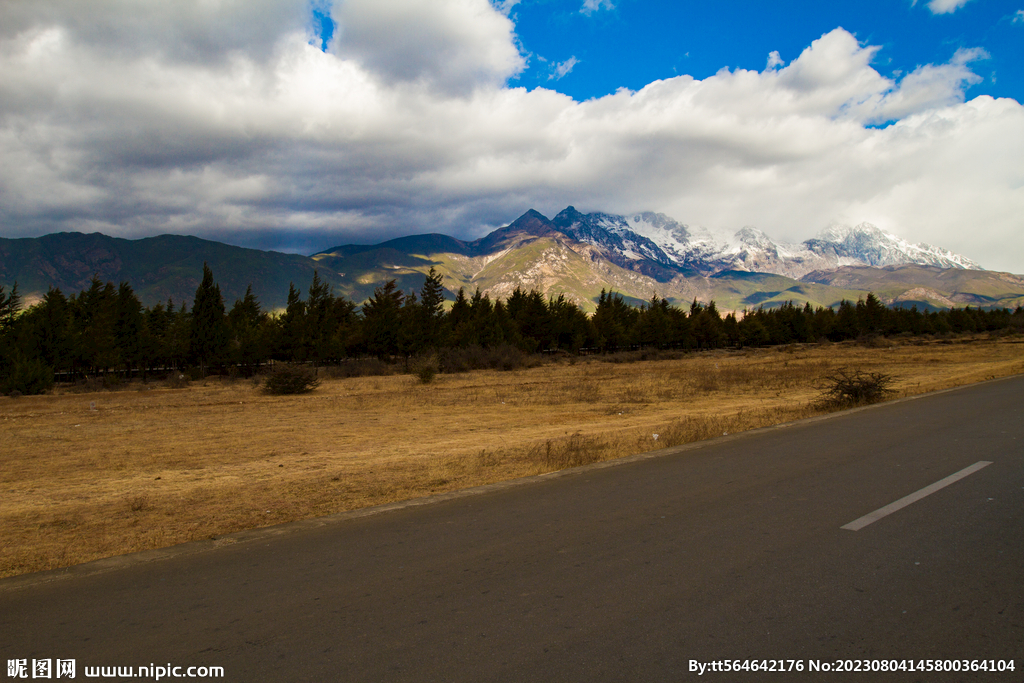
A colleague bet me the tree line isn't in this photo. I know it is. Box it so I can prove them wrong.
[1,264,1022,395]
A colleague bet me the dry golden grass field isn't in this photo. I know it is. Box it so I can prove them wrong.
[2,335,1023,579]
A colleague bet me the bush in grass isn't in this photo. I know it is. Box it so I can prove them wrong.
[262,364,321,395]
[413,355,439,384]
[818,369,895,408]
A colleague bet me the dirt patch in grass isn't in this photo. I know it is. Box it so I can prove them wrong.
[2,335,1023,578]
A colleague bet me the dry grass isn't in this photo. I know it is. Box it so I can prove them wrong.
[2,335,1023,579]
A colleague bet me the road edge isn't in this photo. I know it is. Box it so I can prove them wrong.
[3,371,1021,593]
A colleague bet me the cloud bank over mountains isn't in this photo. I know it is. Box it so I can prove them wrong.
[0,0,1021,272]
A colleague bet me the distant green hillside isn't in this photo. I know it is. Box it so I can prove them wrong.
[0,232,341,310]
[707,271,869,311]
[803,265,1024,310]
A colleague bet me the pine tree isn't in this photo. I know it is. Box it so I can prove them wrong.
[114,282,144,375]
[228,285,268,374]
[327,295,358,359]
[0,283,21,331]
[593,289,637,351]
[189,263,228,376]
[27,288,71,371]
[277,282,307,361]
[548,294,590,352]
[143,301,171,372]
[306,271,332,364]
[689,300,725,349]
[72,277,118,373]
[0,283,26,392]
[163,299,193,371]
[418,267,446,350]
[362,280,405,359]
[832,300,859,341]
[447,287,471,347]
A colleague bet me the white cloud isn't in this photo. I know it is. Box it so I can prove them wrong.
[0,6,1021,273]
[0,0,309,65]
[766,51,784,70]
[1014,9,1024,23]
[329,0,525,93]
[550,56,579,80]
[580,0,615,16]
[926,0,975,14]
[492,0,520,14]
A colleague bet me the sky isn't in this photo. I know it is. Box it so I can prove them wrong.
[0,1,1022,272]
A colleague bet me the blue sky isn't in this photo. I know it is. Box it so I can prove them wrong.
[506,1,1023,104]
[0,0,1022,271]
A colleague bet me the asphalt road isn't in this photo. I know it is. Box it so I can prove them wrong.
[3,375,1023,682]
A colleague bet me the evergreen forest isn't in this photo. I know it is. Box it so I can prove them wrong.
[1,264,1022,395]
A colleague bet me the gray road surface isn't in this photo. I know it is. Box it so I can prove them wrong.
[3,375,1023,681]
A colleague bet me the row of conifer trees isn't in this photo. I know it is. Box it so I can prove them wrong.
[1,264,1021,395]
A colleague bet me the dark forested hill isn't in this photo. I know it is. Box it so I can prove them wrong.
[0,232,342,310]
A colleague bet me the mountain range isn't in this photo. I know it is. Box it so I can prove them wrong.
[311,207,1019,312]
[2,207,1021,313]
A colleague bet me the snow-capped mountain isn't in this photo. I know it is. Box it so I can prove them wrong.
[804,223,982,270]
[552,207,726,275]
[551,207,675,267]
[548,207,982,279]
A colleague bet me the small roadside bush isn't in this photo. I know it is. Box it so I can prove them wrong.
[413,355,439,384]
[262,364,321,395]
[818,369,895,408]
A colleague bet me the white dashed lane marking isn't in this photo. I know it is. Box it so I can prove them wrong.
[841,461,993,531]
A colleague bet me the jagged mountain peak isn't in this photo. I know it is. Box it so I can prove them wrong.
[817,221,887,242]
[552,205,586,224]
[471,209,559,252]
[540,207,983,279]
[508,209,555,234]
[807,222,982,270]
[550,207,675,267]
[733,226,777,250]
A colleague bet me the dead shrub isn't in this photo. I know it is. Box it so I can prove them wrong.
[818,369,896,408]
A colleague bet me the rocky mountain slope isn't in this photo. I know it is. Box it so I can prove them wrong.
[312,208,1018,313]
[548,207,983,279]
[2,208,1017,314]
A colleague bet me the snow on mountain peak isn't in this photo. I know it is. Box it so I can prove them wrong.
[808,222,982,270]
[541,207,982,278]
